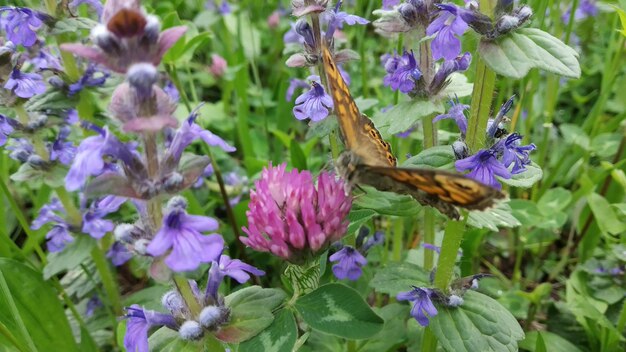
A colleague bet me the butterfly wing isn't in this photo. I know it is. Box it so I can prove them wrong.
[321,44,396,167]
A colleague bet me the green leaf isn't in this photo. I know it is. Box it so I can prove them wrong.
[429,291,524,352]
[537,188,572,213]
[402,146,455,170]
[10,164,67,188]
[354,186,421,217]
[216,286,287,343]
[43,236,96,279]
[519,331,584,352]
[24,90,78,111]
[560,124,590,150]
[51,17,98,34]
[440,72,473,98]
[479,28,580,79]
[224,14,261,60]
[295,283,384,339]
[369,262,429,296]
[239,309,297,352]
[499,162,543,188]
[148,327,224,352]
[290,139,307,170]
[372,99,445,136]
[346,209,377,236]
[587,193,626,235]
[0,258,80,352]
[305,116,338,140]
[468,201,521,230]
[360,304,408,352]
[508,199,543,227]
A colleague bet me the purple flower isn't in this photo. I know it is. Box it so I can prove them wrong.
[433,98,469,134]
[106,242,132,266]
[397,287,438,327]
[4,68,46,98]
[82,196,126,239]
[382,50,422,94]
[32,199,75,252]
[49,126,76,165]
[563,0,598,23]
[0,114,15,146]
[430,52,472,92]
[167,110,236,162]
[497,133,536,174]
[163,81,180,103]
[293,81,334,122]
[69,0,104,18]
[45,225,74,252]
[124,305,178,352]
[30,48,62,70]
[361,231,384,252]
[65,126,134,191]
[283,22,305,45]
[241,163,352,263]
[329,246,367,281]
[193,164,215,188]
[286,78,309,101]
[68,64,109,96]
[205,254,265,300]
[426,4,469,60]
[0,7,46,47]
[7,138,34,163]
[66,109,79,124]
[328,10,369,30]
[383,0,400,9]
[86,296,102,317]
[206,0,231,15]
[146,197,224,272]
[455,149,511,189]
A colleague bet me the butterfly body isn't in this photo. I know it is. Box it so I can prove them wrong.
[323,43,504,219]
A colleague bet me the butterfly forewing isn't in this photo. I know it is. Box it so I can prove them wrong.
[322,44,396,167]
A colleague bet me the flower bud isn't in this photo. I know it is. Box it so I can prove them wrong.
[199,305,229,330]
[179,320,204,340]
[513,6,533,23]
[26,114,47,131]
[143,15,161,44]
[448,294,464,307]
[27,154,47,168]
[162,290,189,317]
[48,76,65,89]
[127,63,157,100]
[398,3,418,26]
[114,223,135,243]
[163,172,184,192]
[166,195,188,211]
[495,15,519,34]
[209,54,227,77]
[91,25,120,53]
[452,141,469,160]
[295,19,315,48]
[134,238,150,255]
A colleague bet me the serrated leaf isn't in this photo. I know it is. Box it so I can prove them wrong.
[467,201,521,230]
[479,28,580,79]
[216,286,287,343]
[519,331,584,352]
[51,17,98,34]
[43,235,96,279]
[587,193,626,235]
[369,262,430,296]
[429,291,524,352]
[0,259,80,352]
[372,99,445,136]
[239,309,297,352]
[499,162,542,188]
[295,283,384,339]
[354,186,421,217]
[402,146,455,170]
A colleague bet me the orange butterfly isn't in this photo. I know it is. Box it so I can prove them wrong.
[321,44,504,219]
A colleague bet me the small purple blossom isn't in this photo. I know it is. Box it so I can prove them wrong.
[106,242,133,266]
[241,163,352,263]
[166,110,236,161]
[430,52,472,92]
[32,199,75,252]
[193,164,215,188]
[327,8,369,30]
[82,196,126,239]
[455,149,511,189]
[30,48,62,70]
[69,0,104,18]
[293,81,334,122]
[146,197,224,272]
[206,0,231,15]
[45,225,74,252]
[329,246,367,281]
[68,64,109,96]
[0,7,46,47]
[86,296,102,317]
[383,0,400,9]
[286,78,309,101]
[496,133,536,174]
[124,305,178,352]
[0,114,15,146]
[563,0,598,23]
[163,81,180,103]
[48,126,76,165]
[382,50,422,94]
[433,98,469,134]
[4,68,46,98]
[205,254,265,300]
[7,138,34,162]
[362,230,384,252]
[397,287,438,327]
[426,4,469,60]
[284,22,305,45]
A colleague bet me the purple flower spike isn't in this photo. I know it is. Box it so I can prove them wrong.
[293,81,333,122]
[426,4,469,60]
[4,69,46,98]
[206,254,265,299]
[432,98,469,134]
[498,133,536,174]
[329,246,367,281]
[146,197,224,272]
[397,287,438,327]
[455,149,511,189]
[241,163,352,263]
[124,305,178,352]
[0,7,46,47]
[382,50,422,94]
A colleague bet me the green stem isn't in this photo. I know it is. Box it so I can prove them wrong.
[90,244,122,315]
[434,217,467,290]
[0,269,38,352]
[0,322,30,352]
[465,59,496,152]
[423,209,435,271]
[392,218,404,261]
[421,328,438,352]
[55,187,81,225]
[174,276,202,317]
[57,34,81,81]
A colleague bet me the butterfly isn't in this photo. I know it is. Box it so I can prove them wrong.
[321,44,505,219]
